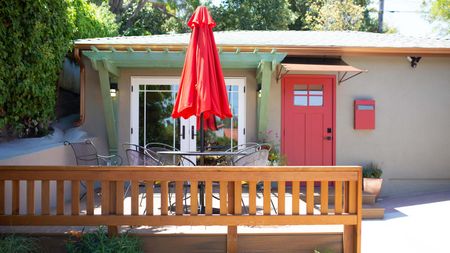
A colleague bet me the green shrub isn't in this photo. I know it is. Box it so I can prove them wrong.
[363,162,383,178]
[0,234,39,253]
[66,227,142,253]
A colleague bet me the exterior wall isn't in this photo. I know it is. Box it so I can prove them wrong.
[81,58,110,156]
[337,56,450,197]
[82,54,450,197]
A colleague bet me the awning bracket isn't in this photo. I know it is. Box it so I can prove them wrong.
[338,71,364,84]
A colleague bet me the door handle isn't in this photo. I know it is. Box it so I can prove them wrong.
[182,125,185,139]
[191,126,195,140]
[325,136,332,141]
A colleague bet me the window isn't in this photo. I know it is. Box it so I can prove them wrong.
[293,84,323,107]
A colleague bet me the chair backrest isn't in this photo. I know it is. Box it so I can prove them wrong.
[65,140,99,165]
[233,149,269,166]
[125,148,162,166]
[145,142,183,165]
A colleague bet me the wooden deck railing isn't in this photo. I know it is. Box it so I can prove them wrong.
[0,166,362,253]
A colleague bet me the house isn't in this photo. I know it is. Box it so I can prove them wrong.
[3,31,449,198]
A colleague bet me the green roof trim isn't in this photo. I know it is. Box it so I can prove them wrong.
[83,50,287,72]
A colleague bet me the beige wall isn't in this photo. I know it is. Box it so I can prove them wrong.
[337,56,450,196]
[82,55,450,197]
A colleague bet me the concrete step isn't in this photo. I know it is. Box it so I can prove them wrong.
[362,204,385,219]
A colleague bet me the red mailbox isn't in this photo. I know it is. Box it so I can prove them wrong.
[354,100,375,130]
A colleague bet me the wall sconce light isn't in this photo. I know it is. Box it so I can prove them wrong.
[257,83,262,98]
[110,83,118,97]
[407,56,421,68]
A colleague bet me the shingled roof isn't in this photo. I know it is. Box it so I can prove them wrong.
[75,31,450,56]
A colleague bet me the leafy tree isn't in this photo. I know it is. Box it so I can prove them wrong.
[423,0,450,34]
[289,0,379,32]
[305,0,365,31]
[68,0,119,39]
[211,0,296,30]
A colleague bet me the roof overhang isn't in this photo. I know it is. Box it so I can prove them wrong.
[279,63,368,84]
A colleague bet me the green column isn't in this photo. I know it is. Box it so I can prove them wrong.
[97,61,118,154]
[257,61,272,140]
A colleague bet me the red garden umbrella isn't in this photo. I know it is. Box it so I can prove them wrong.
[171,6,232,151]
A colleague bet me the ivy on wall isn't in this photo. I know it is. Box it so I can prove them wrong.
[0,0,118,139]
[0,0,72,138]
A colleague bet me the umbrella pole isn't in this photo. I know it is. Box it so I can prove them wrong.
[200,112,205,152]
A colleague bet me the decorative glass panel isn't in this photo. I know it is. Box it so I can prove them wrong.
[357,105,374,110]
[309,96,323,106]
[309,84,323,95]
[294,96,308,106]
[294,84,307,95]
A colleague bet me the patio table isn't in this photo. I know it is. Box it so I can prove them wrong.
[156,150,250,214]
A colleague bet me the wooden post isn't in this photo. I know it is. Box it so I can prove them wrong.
[108,181,119,236]
[227,181,237,253]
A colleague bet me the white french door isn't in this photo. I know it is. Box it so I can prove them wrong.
[130,76,246,154]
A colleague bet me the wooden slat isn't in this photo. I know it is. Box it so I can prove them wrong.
[320,181,329,214]
[41,180,50,215]
[334,181,343,214]
[86,180,94,215]
[190,181,198,215]
[248,181,256,215]
[0,214,359,226]
[344,181,349,213]
[160,181,168,216]
[278,181,285,215]
[145,181,153,216]
[306,181,314,215]
[228,182,235,214]
[101,181,110,215]
[292,181,300,215]
[131,180,139,215]
[205,181,212,215]
[27,180,35,215]
[227,226,238,253]
[116,181,124,215]
[71,180,80,215]
[0,180,4,215]
[348,181,357,213]
[220,181,227,215]
[263,181,270,215]
[175,181,183,215]
[56,180,64,215]
[12,180,19,215]
[234,181,241,215]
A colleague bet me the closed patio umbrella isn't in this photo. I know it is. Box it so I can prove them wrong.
[171,6,232,152]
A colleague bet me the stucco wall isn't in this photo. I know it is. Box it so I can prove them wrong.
[82,55,450,197]
[337,56,450,196]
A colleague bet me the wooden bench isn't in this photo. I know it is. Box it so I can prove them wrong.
[0,166,362,253]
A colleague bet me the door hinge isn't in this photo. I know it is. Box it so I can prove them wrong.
[243,86,246,93]
[243,128,246,135]
[131,128,133,134]
[131,86,133,92]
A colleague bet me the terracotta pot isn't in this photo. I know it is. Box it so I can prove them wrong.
[363,178,383,198]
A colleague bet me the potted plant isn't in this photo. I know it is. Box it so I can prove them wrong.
[362,162,383,198]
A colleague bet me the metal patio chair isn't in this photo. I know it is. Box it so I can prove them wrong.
[65,140,122,166]
[145,142,196,166]
[65,139,122,200]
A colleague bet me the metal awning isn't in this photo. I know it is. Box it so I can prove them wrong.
[278,63,368,84]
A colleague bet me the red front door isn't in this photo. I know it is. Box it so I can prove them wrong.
[282,75,335,166]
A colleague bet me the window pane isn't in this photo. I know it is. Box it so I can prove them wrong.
[309,96,323,106]
[357,105,374,110]
[294,96,307,106]
[309,84,323,95]
[294,84,307,95]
